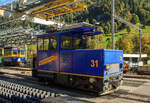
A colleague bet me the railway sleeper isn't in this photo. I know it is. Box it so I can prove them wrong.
[0,79,59,102]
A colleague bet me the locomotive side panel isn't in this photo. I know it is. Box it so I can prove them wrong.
[60,51,73,73]
[37,52,58,72]
[72,50,104,76]
[73,51,88,75]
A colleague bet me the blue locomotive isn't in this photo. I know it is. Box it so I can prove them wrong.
[33,26,123,94]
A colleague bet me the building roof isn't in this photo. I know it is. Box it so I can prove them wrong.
[123,54,147,58]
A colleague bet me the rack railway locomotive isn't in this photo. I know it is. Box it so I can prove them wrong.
[33,24,123,94]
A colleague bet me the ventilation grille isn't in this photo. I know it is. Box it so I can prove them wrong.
[109,64,120,73]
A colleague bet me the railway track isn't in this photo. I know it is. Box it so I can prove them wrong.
[0,78,59,103]
[0,75,92,103]
[0,67,150,103]
[0,67,59,103]
[0,66,32,75]
[0,67,93,103]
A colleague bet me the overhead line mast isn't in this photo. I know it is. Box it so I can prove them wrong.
[112,0,115,49]
[112,0,142,61]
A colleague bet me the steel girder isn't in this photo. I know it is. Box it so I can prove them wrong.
[0,0,86,20]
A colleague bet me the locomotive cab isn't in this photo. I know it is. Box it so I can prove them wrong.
[35,26,123,94]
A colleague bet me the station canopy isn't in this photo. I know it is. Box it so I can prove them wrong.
[0,0,87,47]
[0,26,45,47]
[0,0,86,20]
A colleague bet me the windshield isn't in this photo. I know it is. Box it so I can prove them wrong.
[73,37,87,49]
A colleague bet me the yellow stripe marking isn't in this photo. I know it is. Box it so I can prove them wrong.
[39,56,57,66]
[38,70,104,78]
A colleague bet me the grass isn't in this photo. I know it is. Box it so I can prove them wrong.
[101,25,150,48]
[104,25,150,40]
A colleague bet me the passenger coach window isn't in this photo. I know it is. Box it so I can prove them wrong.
[61,35,72,49]
[43,38,49,51]
[13,51,18,55]
[0,49,2,56]
[18,51,20,56]
[4,49,11,56]
[21,51,25,55]
[38,38,44,51]
[50,36,57,50]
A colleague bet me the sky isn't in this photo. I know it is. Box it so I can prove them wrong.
[0,0,17,7]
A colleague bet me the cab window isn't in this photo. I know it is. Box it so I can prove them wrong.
[43,38,49,51]
[61,35,72,49]
[38,36,57,51]
[73,37,82,49]
[50,36,57,50]
[38,38,44,51]
[73,37,88,49]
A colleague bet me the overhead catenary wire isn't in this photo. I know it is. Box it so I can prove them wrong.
[114,15,142,61]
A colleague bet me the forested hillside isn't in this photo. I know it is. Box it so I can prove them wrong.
[64,0,150,58]
[0,0,150,58]
[64,0,150,33]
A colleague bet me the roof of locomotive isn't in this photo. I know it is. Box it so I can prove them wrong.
[36,27,103,38]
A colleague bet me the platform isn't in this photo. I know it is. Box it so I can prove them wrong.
[0,66,32,75]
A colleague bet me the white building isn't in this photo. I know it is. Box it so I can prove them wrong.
[123,54,147,67]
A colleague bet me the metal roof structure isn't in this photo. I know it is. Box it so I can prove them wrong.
[0,0,86,47]
[0,0,86,20]
[0,26,45,46]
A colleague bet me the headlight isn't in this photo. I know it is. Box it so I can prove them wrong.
[105,64,110,70]
[89,78,96,83]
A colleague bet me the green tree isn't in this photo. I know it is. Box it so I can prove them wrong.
[119,37,134,53]
[92,19,97,25]
[85,19,89,23]
[97,26,104,33]
[126,26,132,34]
[131,14,140,24]
[141,35,150,55]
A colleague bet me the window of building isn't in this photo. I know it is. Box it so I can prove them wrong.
[61,35,72,49]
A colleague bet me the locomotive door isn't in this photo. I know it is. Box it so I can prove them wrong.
[37,35,59,72]
[59,35,73,73]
